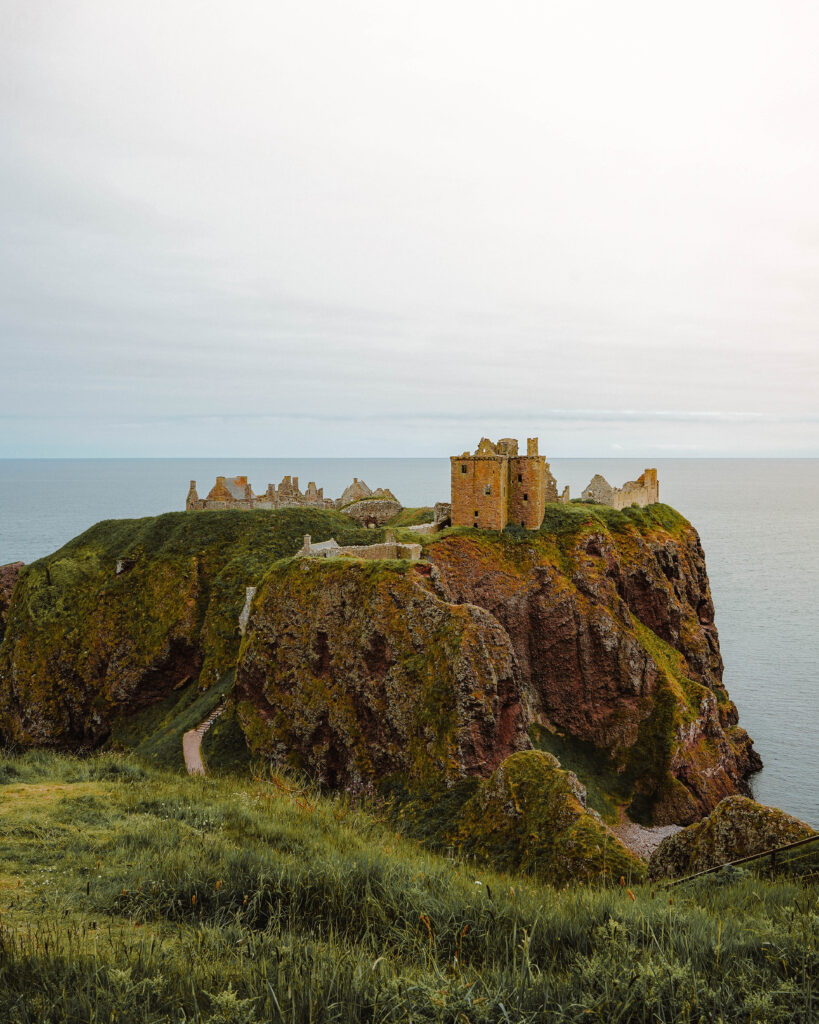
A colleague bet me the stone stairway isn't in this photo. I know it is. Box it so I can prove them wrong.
[182,704,225,776]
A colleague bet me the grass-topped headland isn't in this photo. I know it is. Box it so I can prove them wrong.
[0,508,388,750]
[0,749,815,1024]
[0,499,760,832]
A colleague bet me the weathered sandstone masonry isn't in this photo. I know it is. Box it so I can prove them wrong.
[298,532,422,562]
[450,437,660,529]
[581,469,659,510]
[186,474,400,515]
[450,437,559,530]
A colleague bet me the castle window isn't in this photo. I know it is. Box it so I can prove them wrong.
[484,484,491,495]
[461,465,467,474]
[523,493,528,502]
[518,473,522,482]
[474,510,479,517]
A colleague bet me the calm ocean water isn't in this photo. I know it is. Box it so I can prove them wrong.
[0,458,816,826]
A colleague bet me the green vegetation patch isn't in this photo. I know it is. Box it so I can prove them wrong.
[529,725,628,822]
[386,506,435,527]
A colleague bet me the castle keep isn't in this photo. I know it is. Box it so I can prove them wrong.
[450,437,559,530]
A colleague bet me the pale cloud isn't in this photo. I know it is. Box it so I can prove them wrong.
[1,1,818,457]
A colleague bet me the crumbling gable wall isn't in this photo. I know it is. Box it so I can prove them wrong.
[581,469,659,509]
[187,473,394,513]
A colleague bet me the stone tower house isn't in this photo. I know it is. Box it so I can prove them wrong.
[450,437,558,530]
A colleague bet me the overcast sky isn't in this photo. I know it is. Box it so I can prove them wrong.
[2,1,818,457]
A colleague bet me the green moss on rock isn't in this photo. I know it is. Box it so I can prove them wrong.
[387,507,435,527]
[649,795,816,879]
[236,557,528,786]
[449,750,645,884]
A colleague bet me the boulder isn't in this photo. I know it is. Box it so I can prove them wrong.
[648,795,816,879]
[449,750,645,883]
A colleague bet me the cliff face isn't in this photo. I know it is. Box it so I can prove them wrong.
[422,505,759,824]
[236,503,758,824]
[236,558,528,786]
[0,562,24,644]
[0,510,387,748]
[0,501,760,829]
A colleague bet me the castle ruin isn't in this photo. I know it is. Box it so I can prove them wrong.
[186,475,399,514]
[580,469,659,510]
[298,531,422,562]
[449,436,659,530]
[450,437,560,530]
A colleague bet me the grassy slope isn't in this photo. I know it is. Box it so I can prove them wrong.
[387,506,435,527]
[0,750,815,1024]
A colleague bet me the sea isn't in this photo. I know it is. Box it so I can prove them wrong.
[0,457,816,827]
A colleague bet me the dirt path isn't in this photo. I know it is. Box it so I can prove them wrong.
[182,705,225,776]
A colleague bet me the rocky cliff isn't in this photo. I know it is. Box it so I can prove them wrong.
[236,502,759,824]
[0,501,760,829]
[419,504,760,823]
[0,510,387,748]
[236,557,528,786]
[0,562,24,644]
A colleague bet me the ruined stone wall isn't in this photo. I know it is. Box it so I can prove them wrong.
[581,474,614,505]
[336,541,422,561]
[434,502,451,525]
[450,455,508,529]
[188,474,390,513]
[341,498,402,527]
[613,469,659,509]
[581,469,659,509]
[299,533,421,562]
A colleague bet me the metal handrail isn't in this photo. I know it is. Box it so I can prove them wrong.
[666,831,819,887]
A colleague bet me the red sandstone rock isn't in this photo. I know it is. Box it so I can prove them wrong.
[0,562,24,639]
[423,520,759,824]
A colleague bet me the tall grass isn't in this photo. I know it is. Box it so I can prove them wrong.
[0,750,815,1022]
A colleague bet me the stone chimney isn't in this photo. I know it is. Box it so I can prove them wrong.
[527,437,539,456]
